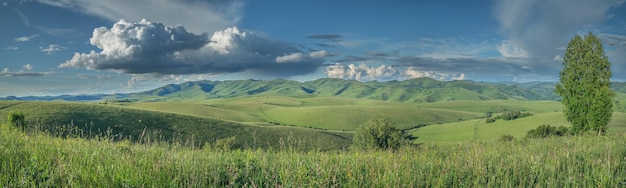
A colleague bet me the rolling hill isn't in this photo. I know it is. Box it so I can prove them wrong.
[127,78,564,102]
[0,101,352,151]
[4,78,626,104]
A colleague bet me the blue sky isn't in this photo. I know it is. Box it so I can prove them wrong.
[1,0,626,97]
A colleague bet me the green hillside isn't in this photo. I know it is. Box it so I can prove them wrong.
[121,96,484,131]
[410,112,626,144]
[0,101,352,151]
[124,78,562,102]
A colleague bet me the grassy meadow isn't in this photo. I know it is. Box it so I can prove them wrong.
[2,122,626,187]
[2,92,626,186]
[0,101,352,151]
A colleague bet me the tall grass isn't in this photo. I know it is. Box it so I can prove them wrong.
[2,122,625,187]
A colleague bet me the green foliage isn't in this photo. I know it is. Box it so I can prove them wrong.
[555,32,615,135]
[499,134,515,141]
[526,125,570,138]
[485,117,496,123]
[352,117,405,150]
[495,111,533,121]
[211,136,240,151]
[7,111,25,129]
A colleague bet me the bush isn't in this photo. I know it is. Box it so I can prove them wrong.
[352,117,405,150]
[495,111,533,121]
[7,111,25,129]
[485,118,496,124]
[526,125,569,138]
[500,134,515,141]
[212,136,240,151]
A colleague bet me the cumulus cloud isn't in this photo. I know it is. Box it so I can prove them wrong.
[553,55,563,62]
[326,63,398,81]
[37,0,242,34]
[404,67,465,81]
[326,63,466,81]
[40,44,67,54]
[493,0,624,58]
[60,19,323,77]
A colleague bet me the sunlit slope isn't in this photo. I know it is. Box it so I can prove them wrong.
[124,96,483,131]
[128,78,562,102]
[0,101,352,151]
[410,112,626,144]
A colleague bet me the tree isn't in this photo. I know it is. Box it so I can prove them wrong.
[555,32,615,135]
[352,117,405,150]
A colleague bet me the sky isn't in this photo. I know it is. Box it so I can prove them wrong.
[1,0,626,97]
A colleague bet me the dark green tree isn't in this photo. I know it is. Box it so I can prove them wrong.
[352,117,405,150]
[555,32,614,135]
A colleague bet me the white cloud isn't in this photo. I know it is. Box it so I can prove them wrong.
[23,64,33,70]
[404,67,465,81]
[493,0,624,58]
[310,50,329,58]
[326,63,398,81]
[497,40,527,58]
[40,44,67,54]
[276,53,305,63]
[275,50,329,63]
[553,55,563,62]
[37,0,243,34]
[14,35,37,42]
[326,63,466,81]
[123,73,217,89]
[0,67,50,77]
[60,19,323,77]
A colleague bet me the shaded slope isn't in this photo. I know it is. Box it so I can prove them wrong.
[0,101,352,151]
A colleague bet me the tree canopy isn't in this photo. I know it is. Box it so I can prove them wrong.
[555,32,614,135]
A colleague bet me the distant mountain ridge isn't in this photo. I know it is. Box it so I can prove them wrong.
[4,78,626,102]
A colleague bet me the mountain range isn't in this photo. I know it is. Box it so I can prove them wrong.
[0,78,626,102]
[3,78,626,102]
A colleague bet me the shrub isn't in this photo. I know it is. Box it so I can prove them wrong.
[495,111,533,121]
[526,125,570,138]
[500,134,515,141]
[7,111,25,129]
[212,136,240,151]
[352,117,405,150]
[485,118,496,124]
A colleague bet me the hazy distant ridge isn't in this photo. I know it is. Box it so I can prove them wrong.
[6,78,626,102]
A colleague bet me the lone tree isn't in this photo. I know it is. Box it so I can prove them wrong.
[352,117,405,150]
[555,32,615,135]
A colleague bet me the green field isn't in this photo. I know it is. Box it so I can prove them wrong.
[2,123,625,187]
[3,88,626,186]
[5,93,623,147]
